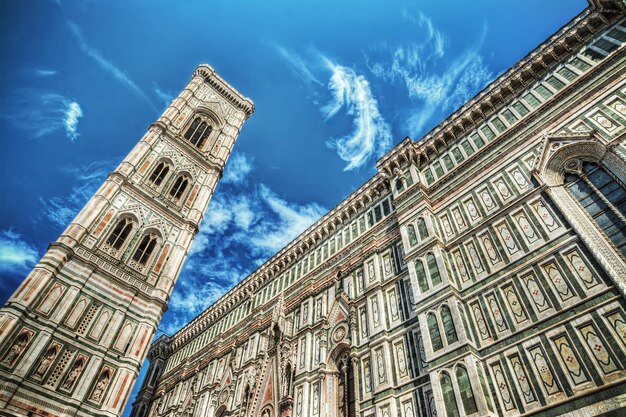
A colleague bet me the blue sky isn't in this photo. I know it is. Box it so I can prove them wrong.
[1,0,585,413]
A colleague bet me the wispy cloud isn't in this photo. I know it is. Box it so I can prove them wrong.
[153,84,174,109]
[3,90,83,141]
[252,184,325,252]
[161,157,325,334]
[222,152,253,185]
[369,13,492,136]
[274,44,323,86]
[39,160,116,229]
[0,230,38,274]
[273,45,392,171]
[33,69,58,77]
[322,57,393,171]
[67,21,157,112]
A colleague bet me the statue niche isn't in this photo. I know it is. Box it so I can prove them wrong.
[334,350,356,417]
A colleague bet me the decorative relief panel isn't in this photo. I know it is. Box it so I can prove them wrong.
[551,335,589,387]
[528,345,561,396]
[490,361,516,412]
[508,353,537,405]
[577,323,618,375]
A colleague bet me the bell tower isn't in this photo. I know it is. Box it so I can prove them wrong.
[0,65,254,417]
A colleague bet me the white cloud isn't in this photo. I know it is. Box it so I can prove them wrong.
[4,90,83,141]
[67,21,157,112]
[63,101,83,141]
[249,184,326,253]
[321,57,393,171]
[222,152,253,185]
[369,14,492,136]
[274,45,323,86]
[0,230,38,273]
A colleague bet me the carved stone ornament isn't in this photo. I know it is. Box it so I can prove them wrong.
[332,325,347,343]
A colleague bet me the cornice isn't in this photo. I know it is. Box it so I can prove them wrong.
[193,64,255,118]
[168,174,393,349]
[376,1,625,175]
[164,218,401,374]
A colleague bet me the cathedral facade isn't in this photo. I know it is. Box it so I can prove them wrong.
[131,2,626,417]
[1,1,626,417]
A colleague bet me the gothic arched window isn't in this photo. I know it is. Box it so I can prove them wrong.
[149,365,160,387]
[407,225,418,246]
[184,117,213,149]
[456,366,478,414]
[427,253,442,286]
[427,313,443,351]
[564,162,626,257]
[149,162,170,186]
[440,372,460,417]
[417,217,429,239]
[132,234,158,265]
[106,218,133,250]
[396,178,404,193]
[441,305,458,345]
[169,175,190,201]
[415,259,429,293]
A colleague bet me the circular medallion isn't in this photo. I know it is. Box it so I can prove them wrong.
[219,389,228,404]
[333,326,346,342]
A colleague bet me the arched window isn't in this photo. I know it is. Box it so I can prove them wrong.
[564,162,626,257]
[106,218,133,249]
[149,365,160,387]
[440,372,460,417]
[417,217,429,239]
[441,305,458,344]
[169,175,189,200]
[407,225,418,246]
[415,260,429,293]
[184,117,213,149]
[132,234,159,265]
[148,162,170,186]
[456,366,478,414]
[396,178,404,192]
[427,313,443,351]
[427,253,442,286]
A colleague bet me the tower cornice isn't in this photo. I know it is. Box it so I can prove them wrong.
[193,64,255,118]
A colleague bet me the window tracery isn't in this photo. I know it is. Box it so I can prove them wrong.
[148,161,171,187]
[564,162,626,257]
[169,175,190,201]
[106,218,133,250]
[184,116,213,149]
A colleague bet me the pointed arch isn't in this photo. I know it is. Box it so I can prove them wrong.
[427,313,443,351]
[456,365,478,414]
[417,217,429,239]
[440,372,460,417]
[407,224,418,246]
[148,160,171,186]
[427,253,441,285]
[440,305,458,344]
[415,259,429,293]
